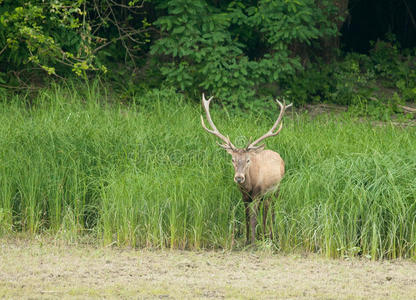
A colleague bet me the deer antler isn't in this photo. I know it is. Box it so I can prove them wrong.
[246,98,292,150]
[200,94,236,150]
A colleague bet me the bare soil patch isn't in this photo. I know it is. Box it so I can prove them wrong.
[1,239,416,299]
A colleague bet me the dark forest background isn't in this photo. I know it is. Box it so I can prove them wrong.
[1,0,415,116]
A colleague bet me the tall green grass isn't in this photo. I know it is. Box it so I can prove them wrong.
[0,83,415,259]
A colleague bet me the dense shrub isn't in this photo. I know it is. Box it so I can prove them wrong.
[151,0,339,105]
[0,0,150,84]
[0,0,414,115]
[282,37,416,118]
[1,1,339,99]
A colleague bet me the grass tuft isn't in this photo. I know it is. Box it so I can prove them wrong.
[0,84,415,258]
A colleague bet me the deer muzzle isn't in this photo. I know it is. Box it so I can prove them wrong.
[234,174,245,184]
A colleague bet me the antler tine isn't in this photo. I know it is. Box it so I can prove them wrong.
[247,97,292,149]
[201,93,236,150]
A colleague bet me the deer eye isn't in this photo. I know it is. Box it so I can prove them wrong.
[246,159,250,163]
[232,158,235,163]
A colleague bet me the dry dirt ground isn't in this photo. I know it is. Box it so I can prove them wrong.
[1,239,416,299]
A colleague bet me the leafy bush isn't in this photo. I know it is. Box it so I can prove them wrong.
[1,0,413,115]
[0,0,98,79]
[283,38,416,119]
[331,53,376,105]
[151,0,339,105]
[394,55,416,102]
[282,53,376,106]
[369,36,416,102]
[280,62,332,105]
[150,0,256,104]
[369,39,401,82]
[0,0,150,85]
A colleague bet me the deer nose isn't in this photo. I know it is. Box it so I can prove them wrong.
[234,175,245,183]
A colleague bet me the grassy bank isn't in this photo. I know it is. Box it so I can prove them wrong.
[0,83,415,259]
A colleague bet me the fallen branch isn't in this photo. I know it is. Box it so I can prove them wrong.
[399,105,416,113]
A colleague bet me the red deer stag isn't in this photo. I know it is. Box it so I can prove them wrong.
[201,94,292,244]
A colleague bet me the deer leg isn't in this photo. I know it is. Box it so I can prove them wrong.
[263,197,270,238]
[273,189,279,226]
[243,200,250,243]
[242,191,252,244]
[249,199,260,244]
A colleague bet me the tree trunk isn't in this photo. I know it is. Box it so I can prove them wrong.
[321,0,350,61]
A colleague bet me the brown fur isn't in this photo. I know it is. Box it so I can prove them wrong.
[228,148,285,244]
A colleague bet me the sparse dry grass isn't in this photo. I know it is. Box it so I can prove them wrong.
[1,238,416,299]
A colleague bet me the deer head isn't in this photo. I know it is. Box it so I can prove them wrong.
[200,94,292,184]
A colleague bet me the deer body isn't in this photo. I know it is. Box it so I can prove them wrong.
[230,149,285,243]
[201,94,291,244]
[235,150,285,196]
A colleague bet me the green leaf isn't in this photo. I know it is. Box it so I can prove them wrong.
[171,7,184,14]
[172,26,185,34]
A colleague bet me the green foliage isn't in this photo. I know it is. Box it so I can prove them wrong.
[281,62,332,105]
[283,37,416,119]
[0,0,98,78]
[391,55,416,103]
[0,0,150,84]
[283,53,376,105]
[331,53,376,105]
[0,0,413,115]
[151,0,339,105]
[369,36,416,102]
[151,0,255,104]
[369,40,401,82]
